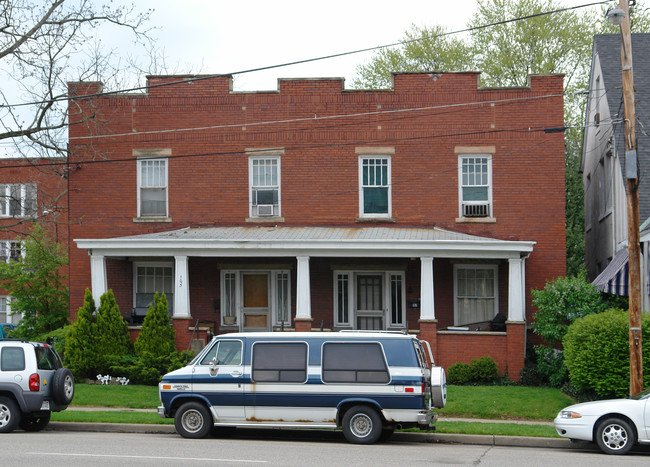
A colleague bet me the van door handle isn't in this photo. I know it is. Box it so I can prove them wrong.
[231,371,242,377]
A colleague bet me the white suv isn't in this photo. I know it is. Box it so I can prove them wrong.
[0,340,74,433]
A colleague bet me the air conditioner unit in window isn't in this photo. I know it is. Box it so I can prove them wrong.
[256,204,275,217]
[462,202,489,218]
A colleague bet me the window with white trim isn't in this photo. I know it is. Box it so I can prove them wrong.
[333,271,405,329]
[249,156,280,218]
[0,296,19,325]
[0,184,36,218]
[0,241,22,263]
[459,155,492,218]
[134,263,174,313]
[359,156,391,217]
[454,264,498,325]
[138,158,168,217]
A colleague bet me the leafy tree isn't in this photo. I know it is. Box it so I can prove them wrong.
[0,224,68,338]
[352,0,650,276]
[96,289,131,359]
[134,292,176,357]
[64,288,98,378]
[531,274,606,346]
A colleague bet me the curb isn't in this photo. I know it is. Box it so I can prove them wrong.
[47,422,595,450]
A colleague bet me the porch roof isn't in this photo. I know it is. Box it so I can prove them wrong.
[75,225,535,259]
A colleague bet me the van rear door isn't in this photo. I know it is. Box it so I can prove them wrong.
[192,338,245,423]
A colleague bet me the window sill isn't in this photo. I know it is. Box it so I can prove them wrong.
[355,217,396,223]
[246,216,285,223]
[133,217,172,223]
[455,217,496,223]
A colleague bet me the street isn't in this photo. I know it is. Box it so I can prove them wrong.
[4,429,649,466]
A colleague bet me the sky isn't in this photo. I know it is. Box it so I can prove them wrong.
[122,0,607,92]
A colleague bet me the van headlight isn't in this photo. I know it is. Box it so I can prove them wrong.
[560,411,582,419]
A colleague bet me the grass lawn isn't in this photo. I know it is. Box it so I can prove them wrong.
[55,383,571,438]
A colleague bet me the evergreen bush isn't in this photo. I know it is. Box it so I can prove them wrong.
[134,292,176,357]
[64,289,98,379]
[564,308,650,398]
[95,290,132,373]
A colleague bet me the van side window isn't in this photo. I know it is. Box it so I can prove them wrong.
[322,342,389,383]
[1,347,25,371]
[252,342,307,383]
[200,340,242,365]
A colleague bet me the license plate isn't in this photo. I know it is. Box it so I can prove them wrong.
[40,400,50,410]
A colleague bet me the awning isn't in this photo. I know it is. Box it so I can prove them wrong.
[593,248,628,296]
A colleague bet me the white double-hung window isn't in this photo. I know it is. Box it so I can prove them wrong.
[459,155,492,218]
[249,155,280,218]
[138,158,168,218]
[0,184,37,218]
[359,156,391,218]
[454,264,498,325]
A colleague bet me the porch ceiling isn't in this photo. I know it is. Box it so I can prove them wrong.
[75,225,535,259]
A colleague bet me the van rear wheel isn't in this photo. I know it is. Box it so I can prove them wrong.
[174,402,212,439]
[342,405,382,444]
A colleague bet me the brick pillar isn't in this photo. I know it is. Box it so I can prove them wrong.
[418,319,438,359]
[293,318,313,332]
[506,321,526,381]
[172,317,193,352]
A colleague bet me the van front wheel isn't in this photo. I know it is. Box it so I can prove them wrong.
[175,402,212,439]
[342,405,382,444]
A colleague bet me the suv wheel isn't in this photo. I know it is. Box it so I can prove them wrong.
[19,412,51,432]
[0,397,21,433]
[52,368,75,406]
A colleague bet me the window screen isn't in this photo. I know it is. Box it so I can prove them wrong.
[1,347,25,371]
[322,342,389,383]
[252,342,307,383]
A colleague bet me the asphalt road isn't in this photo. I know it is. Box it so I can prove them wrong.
[4,426,649,466]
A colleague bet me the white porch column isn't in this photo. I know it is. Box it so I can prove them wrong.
[420,256,435,320]
[90,253,107,304]
[174,255,191,318]
[508,257,525,322]
[295,256,312,320]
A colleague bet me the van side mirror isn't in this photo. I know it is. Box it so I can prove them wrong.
[209,356,218,377]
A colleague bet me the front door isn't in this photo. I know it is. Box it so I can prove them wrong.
[356,274,384,330]
[242,273,270,331]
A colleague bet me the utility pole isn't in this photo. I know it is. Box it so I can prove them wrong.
[614,0,643,396]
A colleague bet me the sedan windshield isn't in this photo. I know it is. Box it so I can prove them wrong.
[630,387,650,400]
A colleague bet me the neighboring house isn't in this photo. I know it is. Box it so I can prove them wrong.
[67,72,566,378]
[0,157,68,324]
[583,34,650,308]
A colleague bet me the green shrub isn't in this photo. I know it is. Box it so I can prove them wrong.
[447,356,499,384]
[531,275,606,345]
[534,345,568,388]
[65,289,99,379]
[564,308,650,398]
[470,356,499,383]
[95,289,132,372]
[134,293,176,357]
[447,362,472,384]
[33,325,70,358]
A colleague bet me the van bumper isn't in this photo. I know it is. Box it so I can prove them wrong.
[417,409,437,427]
[157,406,167,419]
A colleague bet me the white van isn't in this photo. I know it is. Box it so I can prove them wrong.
[158,331,446,444]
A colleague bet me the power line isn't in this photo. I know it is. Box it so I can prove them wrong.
[0,1,609,110]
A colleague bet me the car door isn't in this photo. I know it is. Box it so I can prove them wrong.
[192,338,245,423]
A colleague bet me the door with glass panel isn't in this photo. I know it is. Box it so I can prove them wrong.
[356,274,384,330]
[242,273,271,331]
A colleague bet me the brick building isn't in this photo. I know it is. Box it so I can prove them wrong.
[0,157,68,324]
[67,72,566,378]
